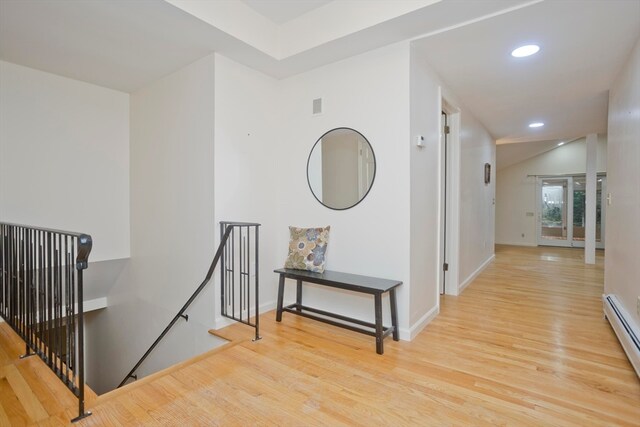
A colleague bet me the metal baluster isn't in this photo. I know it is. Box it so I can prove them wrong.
[70,237,76,385]
[238,227,245,322]
[220,223,225,317]
[47,232,53,368]
[254,225,260,340]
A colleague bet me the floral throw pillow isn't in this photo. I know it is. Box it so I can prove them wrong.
[284,226,330,273]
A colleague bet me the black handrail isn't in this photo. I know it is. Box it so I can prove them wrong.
[117,222,261,388]
[0,222,92,422]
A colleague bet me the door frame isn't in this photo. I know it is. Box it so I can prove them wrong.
[438,97,460,296]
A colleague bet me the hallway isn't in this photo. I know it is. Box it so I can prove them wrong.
[2,246,639,425]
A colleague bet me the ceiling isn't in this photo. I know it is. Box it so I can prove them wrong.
[1,0,639,148]
[241,0,331,25]
[413,0,640,145]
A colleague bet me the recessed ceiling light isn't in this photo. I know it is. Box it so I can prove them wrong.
[529,122,544,128]
[511,44,540,58]
[558,142,565,146]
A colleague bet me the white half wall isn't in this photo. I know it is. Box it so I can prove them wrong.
[605,37,640,334]
[0,60,130,262]
[495,136,607,246]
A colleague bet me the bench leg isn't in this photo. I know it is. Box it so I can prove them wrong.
[390,289,399,341]
[374,293,384,355]
[296,279,303,312]
[276,274,285,322]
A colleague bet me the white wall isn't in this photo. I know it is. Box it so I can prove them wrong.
[605,38,640,329]
[495,136,607,246]
[278,42,413,335]
[409,52,441,328]
[458,103,496,290]
[0,60,130,262]
[86,54,226,394]
[410,48,495,326]
[212,53,281,324]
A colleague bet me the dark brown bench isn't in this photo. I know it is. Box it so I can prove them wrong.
[274,268,402,354]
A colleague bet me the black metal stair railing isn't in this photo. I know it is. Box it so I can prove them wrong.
[220,222,261,337]
[118,221,260,389]
[0,222,93,422]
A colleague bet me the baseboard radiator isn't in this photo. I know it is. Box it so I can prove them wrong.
[603,294,640,378]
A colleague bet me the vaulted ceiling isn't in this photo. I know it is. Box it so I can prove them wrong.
[1,0,638,147]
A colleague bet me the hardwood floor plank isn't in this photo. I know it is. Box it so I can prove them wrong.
[0,393,12,427]
[4,364,49,422]
[0,375,29,427]
[2,245,639,426]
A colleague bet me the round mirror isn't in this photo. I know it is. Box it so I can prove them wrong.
[307,128,376,210]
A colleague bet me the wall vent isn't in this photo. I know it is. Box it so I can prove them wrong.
[312,98,322,115]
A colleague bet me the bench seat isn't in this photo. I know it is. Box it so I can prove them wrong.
[274,268,402,354]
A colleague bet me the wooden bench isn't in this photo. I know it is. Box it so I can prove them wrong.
[274,268,402,354]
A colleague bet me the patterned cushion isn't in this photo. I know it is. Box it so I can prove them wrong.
[284,226,330,273]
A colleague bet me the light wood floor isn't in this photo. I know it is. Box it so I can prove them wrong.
[2,245,639,426]
[0,320,97,426]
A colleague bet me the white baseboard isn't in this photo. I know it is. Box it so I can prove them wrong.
[217,299,439,344]
[399,305,439,341]
[458,254,495,294]
[495,241,537,247]
[603,294,640,378]
[213,300,276,330]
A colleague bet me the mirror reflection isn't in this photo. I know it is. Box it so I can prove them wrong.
[307,128,376,210]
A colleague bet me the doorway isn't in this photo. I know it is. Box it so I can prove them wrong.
[438,101,460,296]
[440,111,448,294]
[537,175,606,248]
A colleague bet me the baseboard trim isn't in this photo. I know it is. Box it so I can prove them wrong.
[399,305,439,341]
[458,254,495,294]
[495,241,537,247]
[603,294,640,378]
[213,300,276,330]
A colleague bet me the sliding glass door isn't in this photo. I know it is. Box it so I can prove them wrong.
[537,175,606,248]
[539,178,571,246]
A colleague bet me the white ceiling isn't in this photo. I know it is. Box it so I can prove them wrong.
[413,0,640,144]
[0,0,220,92]
[1,0,639,147]
[241,0,332,24]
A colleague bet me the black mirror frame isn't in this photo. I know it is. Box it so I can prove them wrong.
[306,127,377,211]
